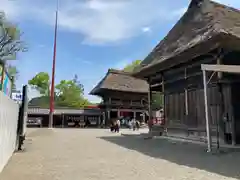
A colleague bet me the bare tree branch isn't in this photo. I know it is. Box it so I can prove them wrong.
[0,12,26,60]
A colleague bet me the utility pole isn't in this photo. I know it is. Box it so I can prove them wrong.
[49,0,59,129]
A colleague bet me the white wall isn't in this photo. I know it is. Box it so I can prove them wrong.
[0,92,19,173]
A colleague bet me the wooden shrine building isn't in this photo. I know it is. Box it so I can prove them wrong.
[90,69,149,125]
[133,0,240,145]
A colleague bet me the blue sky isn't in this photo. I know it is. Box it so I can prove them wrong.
[1,0,239,103]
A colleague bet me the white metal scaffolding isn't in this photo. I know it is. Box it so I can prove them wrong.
[201,64,240,152]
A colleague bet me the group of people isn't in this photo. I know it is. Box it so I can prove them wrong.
[110,118,141,133]
[128,118,140,131]
[110,119,121,133]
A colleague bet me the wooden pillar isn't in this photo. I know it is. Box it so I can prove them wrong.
[133,111,136,119]
[161,74,166,127]
[217,55,224,146]
[117,109,120,118]
[102,112,106,126]
[230,92,236,145]
[143,112,146,123]
[148,82,153,122]
[217,57,223,79]
[107,109,110,123]
[184,68,189,117]
[98,115,101,127]
[62,114,64,128]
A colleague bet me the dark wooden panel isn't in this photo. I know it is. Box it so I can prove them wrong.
[164,84,231,130]
[165,92,185,127]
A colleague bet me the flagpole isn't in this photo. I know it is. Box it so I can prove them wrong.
[49,0,59,129]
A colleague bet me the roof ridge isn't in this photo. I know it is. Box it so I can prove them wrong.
[211,0,240,14]
[108,68,131,75]
[188,0,208,10]
[210,0,240,34]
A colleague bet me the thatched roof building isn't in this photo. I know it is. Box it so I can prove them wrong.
[133,0,240,78]
[90,69,149,96]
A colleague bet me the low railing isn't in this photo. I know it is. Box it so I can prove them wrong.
[0,92,19,173]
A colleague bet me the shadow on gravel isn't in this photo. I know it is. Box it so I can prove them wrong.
[99,135,240,179]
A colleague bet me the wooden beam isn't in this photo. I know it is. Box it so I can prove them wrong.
[162,74,166,125]
[160,72,202,86]
[201,64,240,74]
[150,82,163,88]
[148,84,152,122]
[184,68,189,116]
[217,58,222,78]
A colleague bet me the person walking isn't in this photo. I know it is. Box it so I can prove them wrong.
[136,120,140,130]
[110,120,115,132]
[128,119,132,129]
[132,118,136,131]
[148,118,153,133]
[116,119,121,133]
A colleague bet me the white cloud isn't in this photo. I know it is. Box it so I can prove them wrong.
[112,59,133,70]
[0,0,21,19]
[142,27,151,33]
[0,0,187,45]
[2,0,240,45]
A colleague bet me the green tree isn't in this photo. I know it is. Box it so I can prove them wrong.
[28,73,93,108]
[55,75,91,108]
[0,12,26,91]
[122,60,163,109]
[123,60,142,72]
[152,93,164,110]
[0,12,26,61]
[6,64,18,91]
[28,72,50,96]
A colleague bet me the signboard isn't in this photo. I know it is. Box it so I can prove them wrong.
[0,64,3,91]
[0,64,12,97]
[12,91,23,103]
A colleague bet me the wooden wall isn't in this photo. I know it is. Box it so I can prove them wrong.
[153,49,239,143]
[165,86,220,128]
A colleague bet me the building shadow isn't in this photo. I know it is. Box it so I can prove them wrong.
[99,134,240,179]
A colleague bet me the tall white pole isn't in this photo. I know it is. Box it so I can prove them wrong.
[203,70,212,152]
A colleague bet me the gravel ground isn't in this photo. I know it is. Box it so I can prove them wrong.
[0,128,240,180]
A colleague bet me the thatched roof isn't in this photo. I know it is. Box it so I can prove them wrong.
[133,0,240,77]
[90,69,149,96]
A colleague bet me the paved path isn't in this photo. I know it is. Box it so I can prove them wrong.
[0,128,240,180]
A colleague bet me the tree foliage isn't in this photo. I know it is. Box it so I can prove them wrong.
[122,60,164,109]
[0,12,26,92]
[0,12,26,61]
[6,64,18,91]
[123,60,142,72]
[28,72,92,108]
[28,72,50,96]
[56,79,82,107]
[152,93,164,110]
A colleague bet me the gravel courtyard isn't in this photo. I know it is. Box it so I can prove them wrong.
[0,128,240,180]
